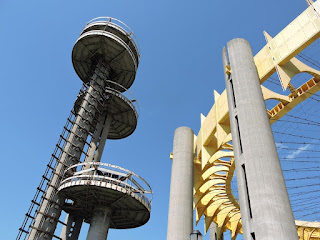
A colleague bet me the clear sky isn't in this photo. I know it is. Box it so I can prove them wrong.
[0,0,313,239]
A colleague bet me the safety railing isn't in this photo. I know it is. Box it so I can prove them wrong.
[104,79,140,117]
[59,162,152,208]
[86,17,140,59]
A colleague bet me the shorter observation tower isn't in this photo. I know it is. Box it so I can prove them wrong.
[17,17,152,240]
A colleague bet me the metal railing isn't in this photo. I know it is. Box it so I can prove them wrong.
[59,162,152,208]
[86,17,140,59]
[104,79,140,117]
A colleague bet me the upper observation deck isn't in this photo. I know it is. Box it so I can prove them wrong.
[72,17,140,90]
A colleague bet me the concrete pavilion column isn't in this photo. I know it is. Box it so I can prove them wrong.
[86,206,112,240]
[209,223,223,240]
[167,126,194,240]
[223,38,298,240]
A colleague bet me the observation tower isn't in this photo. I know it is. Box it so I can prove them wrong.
[17,17,152,240]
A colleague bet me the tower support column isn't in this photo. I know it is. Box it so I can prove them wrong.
[209,223,223,240]
[92,114,112,163]
[86,206,112,240]
[59,214,83,240]
[28,62,110,240]
[167,127,194,240]
[60,112,109,240]
[223,38,298,240]
[61,105,113,240]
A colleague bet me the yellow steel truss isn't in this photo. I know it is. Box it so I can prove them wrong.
[190,1,320,239]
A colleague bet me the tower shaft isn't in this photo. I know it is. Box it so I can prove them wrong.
[59,215,83,240]
[167,127,194,240]
[86,207,112,240]
[60,113,112,240]
[29,62,110,240]
[223,38,298,240]
[209,223,224,240]
[84,112,110,165]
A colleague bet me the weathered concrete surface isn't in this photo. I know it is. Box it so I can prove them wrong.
[86,207,112,240]
[59,214,83,240]
[224,38,298,240]
[209,223,224,240]
[167,127,194,240]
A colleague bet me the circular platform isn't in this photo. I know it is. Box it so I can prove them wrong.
[72,17,140,90]
[57,162,152,229]
[82,17,139,64]
[74,81,139,139]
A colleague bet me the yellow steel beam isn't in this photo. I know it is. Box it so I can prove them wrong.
[255,0,320,83]
[193,1,320,238]
[296,220,320,239]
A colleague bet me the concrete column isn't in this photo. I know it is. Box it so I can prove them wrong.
[85,112,109,164]
[92,114,112,163]
[209,223,223,240]
[61,105,113,240]
[28,62,110,240]
[60,113,108,240]
[223,38,298,240]
[59,214,83,240]
[167,127,194,240]
[86,207,112,240]
[60,109,112,240]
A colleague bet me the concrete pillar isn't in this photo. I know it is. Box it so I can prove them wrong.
[167,127,194,240]
[92,114,112,163]
[60,112,108,240]
[59,214,83,240]
[223,38,298,240]
[86,207,112,240]
[85,112,109,164]
[28,62,110,240]
[209,223,223,240]
[61,106,113,240]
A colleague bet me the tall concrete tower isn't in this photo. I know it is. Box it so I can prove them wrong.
[223,38,297,240]
[17,17,152,240]
[167,127,194,240]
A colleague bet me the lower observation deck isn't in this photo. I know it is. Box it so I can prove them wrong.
[57,162,152,229]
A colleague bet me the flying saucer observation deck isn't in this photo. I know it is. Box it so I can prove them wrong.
[58,162,152,230]
[74,79,139,139]
[72,17,140,89]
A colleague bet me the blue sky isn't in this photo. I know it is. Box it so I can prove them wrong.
[0,0,313,239]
